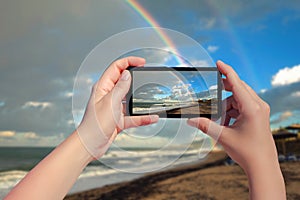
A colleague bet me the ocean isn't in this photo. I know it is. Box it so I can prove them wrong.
[0,146,209,198]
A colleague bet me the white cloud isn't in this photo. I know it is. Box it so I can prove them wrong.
[0,130,16,137]
[281,111,293,118]
[270,111,293,125]
[260,88,267,93]
[22,101,53,109]
[67,120,75,125]
[209,85,218,90]
[23,132,39,139]
[264,65,300,128]
[64,91,74,98]
[35,133,65,146]
[199,18,217,30]
[207,45,219,53]
[191,60,210,67]
[291,91,300,97]
[271,64,300,86]
[2,0,298,147]
[0,131,65,147]
[260,81,300,116]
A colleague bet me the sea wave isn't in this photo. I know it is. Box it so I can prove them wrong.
[0,170,27,189]
[0,171,27,198]
[0,147,211,198]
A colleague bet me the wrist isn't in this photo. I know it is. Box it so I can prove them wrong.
[243,157,286,199]
[70,130,95,164]
[76,120,112,159]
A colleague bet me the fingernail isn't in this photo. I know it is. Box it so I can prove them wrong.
[217,60,224,65]
[188,118,197,123]
[150,115,159,121]
[121,70,130,81]
[187,118,198,126]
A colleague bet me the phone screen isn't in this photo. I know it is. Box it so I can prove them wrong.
[127,67,222,118]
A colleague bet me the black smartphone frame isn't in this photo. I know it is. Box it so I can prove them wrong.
[126,66,222,119]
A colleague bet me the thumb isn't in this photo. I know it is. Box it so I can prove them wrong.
[111,70,131,103]
[187,118,223,141]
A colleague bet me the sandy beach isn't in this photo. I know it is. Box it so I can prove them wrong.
[65,151,300,200]
[133,99,217,116]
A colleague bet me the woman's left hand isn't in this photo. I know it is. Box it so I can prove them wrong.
[77,57,159,159]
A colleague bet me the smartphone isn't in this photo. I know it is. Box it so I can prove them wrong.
[126,67,222,118]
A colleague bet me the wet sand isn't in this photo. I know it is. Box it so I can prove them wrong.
[167,103,214,115]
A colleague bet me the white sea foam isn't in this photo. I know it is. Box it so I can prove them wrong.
[0,147,208,198]
[0,170,28,199]
[0,170,27,189]
[79,166,118,179]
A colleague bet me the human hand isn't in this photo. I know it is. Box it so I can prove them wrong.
[187,61,285,199]
[77,57,159,159]
[4,57,159,200]
[187,60,277,169]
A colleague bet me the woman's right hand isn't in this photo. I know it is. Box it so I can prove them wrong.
[187,60,286,199]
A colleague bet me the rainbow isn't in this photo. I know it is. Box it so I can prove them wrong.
[126,0,186,65]
[127,0,217,151]
[126,0,258,89]
[205,1,258,87]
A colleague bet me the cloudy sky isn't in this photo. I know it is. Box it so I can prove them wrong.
[132,70,216,101]
[0,0,299,146]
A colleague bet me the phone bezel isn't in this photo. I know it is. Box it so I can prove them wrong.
[126,66,222,119]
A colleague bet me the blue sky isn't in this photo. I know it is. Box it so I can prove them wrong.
[208,10,300,91]
[0,0,299,146]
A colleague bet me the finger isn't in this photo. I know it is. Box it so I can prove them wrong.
[222,78,232,91]
[111,70,131,104]
[124,115,159,129]
[221,95,238,114]
[222,95,234,111]
[223,78,253,101]
[100,56,145,85]
[94,57,145,96]
[221,95,233,125]
[228,108,239,119]
[241,81,261,102]
[122,102,126,114]
[187,117,224,140]
[187,118,233,147]
[217,61,240,91]
[224,109,239,126]
[221,96,231,124]
[217,60,254,111]
[224,113,231,127]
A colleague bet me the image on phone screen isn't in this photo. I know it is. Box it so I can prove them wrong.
[127,67,222,118]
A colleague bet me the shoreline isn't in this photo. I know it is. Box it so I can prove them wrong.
[65,151,300,200]
[65,151,227,200]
